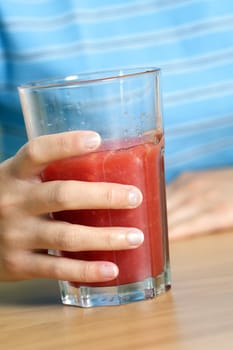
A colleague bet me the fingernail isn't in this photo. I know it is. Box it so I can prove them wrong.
[126,229,144,246]
[83,132,101,150]
[100,263,118,279]
[128,189,143,207]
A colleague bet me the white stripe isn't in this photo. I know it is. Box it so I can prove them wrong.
[162,47,233,75]
[8,0,52,3]
[166,114,233,136]
[3,0,201,28]
[166,136,233,166]
[2,14,233,62]
[164,80,233,106]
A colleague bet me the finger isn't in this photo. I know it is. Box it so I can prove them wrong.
[166,171,210,213]
[23,181,143,214]
[166,188,191,213]
[166,175,195,212]
[8,131,101,179]
[2,251,119,282]
[169,214,217,240]
[168,201,205,227]
[169,206,233,240]
[21,219,144,251]
[167,186,229,228]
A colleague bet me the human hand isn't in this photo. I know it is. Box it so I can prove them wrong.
[0,131,143,282]
[166,168,233,240]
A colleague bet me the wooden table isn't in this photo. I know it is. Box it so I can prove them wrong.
[0,231,233,350]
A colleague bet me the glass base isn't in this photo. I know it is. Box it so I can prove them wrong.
[59,271,171,308]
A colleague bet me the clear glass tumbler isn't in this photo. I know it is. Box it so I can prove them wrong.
[18,68,171,307]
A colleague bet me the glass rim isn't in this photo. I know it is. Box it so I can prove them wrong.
[18,67,160,90]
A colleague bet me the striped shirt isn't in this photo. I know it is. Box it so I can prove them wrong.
[0,0,233,182]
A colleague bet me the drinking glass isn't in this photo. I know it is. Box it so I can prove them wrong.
[18,68,171,307]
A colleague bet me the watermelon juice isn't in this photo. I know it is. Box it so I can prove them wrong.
[42,131,169,288]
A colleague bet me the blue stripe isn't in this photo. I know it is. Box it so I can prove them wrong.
[3,15,233,58]
[1,0,206,24]
[164,93,233,126]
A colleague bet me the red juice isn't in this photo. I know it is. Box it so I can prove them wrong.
[42,132,168,287]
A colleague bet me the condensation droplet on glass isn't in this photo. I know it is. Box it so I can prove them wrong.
[66,91,71,99]
[76,102,82,115]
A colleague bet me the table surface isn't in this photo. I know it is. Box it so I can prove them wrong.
[0,231,233,350]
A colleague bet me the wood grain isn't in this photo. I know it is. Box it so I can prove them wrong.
[0,231,233,350]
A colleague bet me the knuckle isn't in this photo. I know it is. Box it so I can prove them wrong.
[1,253,21,275]
[106,232,115,250]
[24,139,41,164]
[103,185,129,209]
[48,259,64,280]
[56,135,71,155]
[104,187,115,208]
[45,257,67,280]
[54,229,68,250]
[0,228,15,248]
[51,182,70,207]
[55,226,78,251]
[80,262,92,282]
